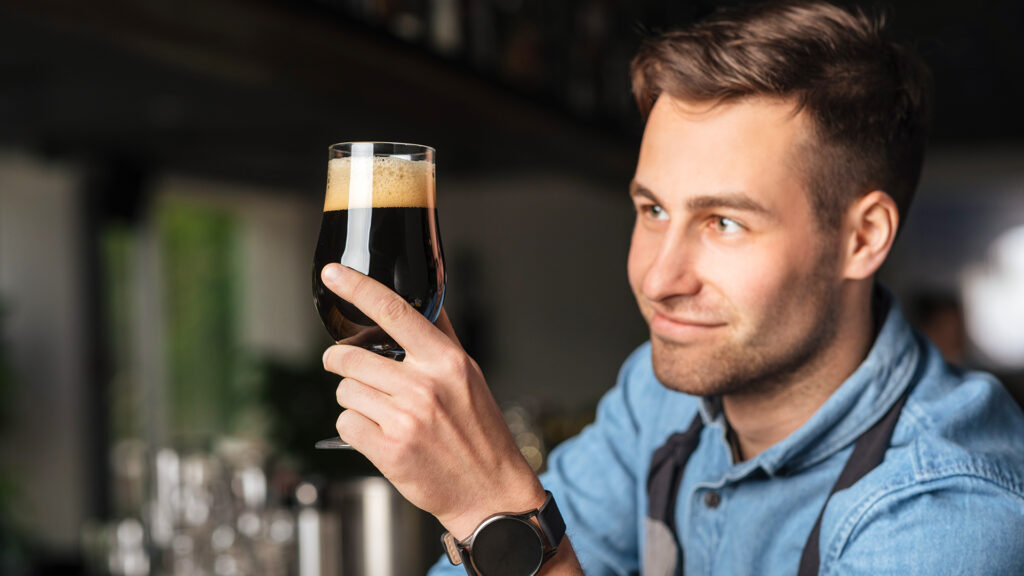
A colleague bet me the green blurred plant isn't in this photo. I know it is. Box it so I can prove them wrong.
[160,202,242,441]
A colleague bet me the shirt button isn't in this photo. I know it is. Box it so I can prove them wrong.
[704,491,721,509]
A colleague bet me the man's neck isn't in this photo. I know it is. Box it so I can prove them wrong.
[722,286,879,462]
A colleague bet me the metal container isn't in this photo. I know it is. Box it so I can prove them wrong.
[297,477,443,576]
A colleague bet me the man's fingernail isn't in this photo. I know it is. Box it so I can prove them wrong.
[322,347,332,367]
[323,264,342,282]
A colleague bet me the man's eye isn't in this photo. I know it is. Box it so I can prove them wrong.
[714,217,743,233]
[642,204,669,220]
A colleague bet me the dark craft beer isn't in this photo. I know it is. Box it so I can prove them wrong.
[312,154,445,351]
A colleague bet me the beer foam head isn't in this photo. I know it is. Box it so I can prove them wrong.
[325,156,434,210]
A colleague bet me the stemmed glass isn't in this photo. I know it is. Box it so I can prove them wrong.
[311,142,446,449]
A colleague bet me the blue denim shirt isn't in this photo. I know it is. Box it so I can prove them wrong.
[430,297,1024,575]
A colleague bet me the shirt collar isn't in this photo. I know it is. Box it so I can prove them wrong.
[698,287,920,476]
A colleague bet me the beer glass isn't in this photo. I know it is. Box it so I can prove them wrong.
[312,142,446,449]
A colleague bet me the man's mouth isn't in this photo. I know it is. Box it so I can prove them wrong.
[650,311,727,342]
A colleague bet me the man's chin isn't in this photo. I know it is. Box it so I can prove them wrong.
[649,338,727,397]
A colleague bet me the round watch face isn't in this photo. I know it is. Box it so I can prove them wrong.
[470,516,544,576]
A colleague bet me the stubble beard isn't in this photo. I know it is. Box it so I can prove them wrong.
[649,258,842,399]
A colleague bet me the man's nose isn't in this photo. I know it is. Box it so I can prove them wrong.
[642,231,702,301]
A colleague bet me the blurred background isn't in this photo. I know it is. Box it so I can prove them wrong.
[0,0,1022,574]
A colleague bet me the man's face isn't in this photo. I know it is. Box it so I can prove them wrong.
[628,96,843,396]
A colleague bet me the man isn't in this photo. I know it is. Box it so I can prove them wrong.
[320,1,1024,574]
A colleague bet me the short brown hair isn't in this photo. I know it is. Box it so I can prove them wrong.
[630,0,932,230]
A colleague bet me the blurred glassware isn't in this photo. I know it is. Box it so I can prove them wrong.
[296,480,340,576]
[109,519,150,576]
[91,439,297,576]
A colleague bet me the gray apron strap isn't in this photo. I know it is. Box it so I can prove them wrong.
[645,388,909,576]
[645,414,704,576]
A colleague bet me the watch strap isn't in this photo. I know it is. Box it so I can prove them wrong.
[442,531,464,566]
[536,491,566,556]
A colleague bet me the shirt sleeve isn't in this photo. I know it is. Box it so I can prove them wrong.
[820,473,1024,576]
[535,346,652,576]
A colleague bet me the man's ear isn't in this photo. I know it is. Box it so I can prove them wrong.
[842,191,899,280]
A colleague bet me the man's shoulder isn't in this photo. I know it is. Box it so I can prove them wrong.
[897,362,1024,484]
[819,366,1024,572]
[819,438,1024,574]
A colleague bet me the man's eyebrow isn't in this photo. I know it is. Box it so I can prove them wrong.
[687,193,774,219]
[629,180,660,203]
[630,181,775,219]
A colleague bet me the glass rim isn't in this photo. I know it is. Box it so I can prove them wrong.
[328,141,435,156]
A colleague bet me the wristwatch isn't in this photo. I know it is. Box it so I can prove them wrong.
[441,491,566,576]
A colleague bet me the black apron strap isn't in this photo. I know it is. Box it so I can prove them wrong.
[796,389,911,576]
[645,414,704,576]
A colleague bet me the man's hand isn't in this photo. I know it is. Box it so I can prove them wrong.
[320,263,545,539]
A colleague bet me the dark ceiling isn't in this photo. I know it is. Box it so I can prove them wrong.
[0,0,1021,199]
[0,0,637,196]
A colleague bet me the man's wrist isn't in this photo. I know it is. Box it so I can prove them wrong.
[537,538,582,576]
[440,479,548,541]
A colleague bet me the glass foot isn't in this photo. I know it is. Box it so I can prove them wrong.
[315,436,352,450]
[369,345,406,361]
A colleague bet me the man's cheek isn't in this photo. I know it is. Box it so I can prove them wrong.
[718,253,781,309]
